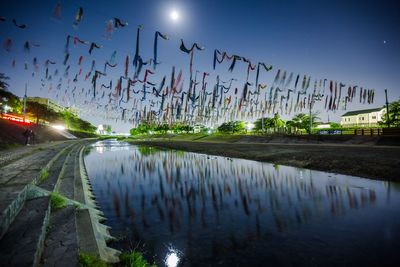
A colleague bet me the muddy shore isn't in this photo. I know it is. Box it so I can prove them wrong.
[130,139,400,181]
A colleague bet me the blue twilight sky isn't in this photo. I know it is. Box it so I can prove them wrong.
[1,0,399,132]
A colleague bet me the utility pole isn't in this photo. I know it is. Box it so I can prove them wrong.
[385,89,390,128]
[309,100,312,135]
[261,110,265,133]
[23,83,27,122]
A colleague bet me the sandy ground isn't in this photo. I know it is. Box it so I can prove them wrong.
[130,139,400,181]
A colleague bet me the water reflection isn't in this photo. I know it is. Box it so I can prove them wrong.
[85,140,400,266]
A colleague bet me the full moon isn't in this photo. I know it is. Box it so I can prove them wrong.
[170,10,179,21]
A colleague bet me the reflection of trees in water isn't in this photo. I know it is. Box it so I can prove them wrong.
[137,146,160,157]
[86,147,381,255]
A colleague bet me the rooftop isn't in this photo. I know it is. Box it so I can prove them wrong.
[341,107,384,117]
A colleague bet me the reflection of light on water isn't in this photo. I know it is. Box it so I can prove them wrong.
[96,146,105,154]
[92,140,131,153]
[165,247,180,267]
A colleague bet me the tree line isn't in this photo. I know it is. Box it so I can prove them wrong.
[1,73,96,133]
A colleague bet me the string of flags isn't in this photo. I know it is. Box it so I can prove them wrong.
[0,3,377,127]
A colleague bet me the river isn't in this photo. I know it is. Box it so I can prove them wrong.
[84,139,400,266]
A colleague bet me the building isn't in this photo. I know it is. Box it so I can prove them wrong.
[26,97,78,115]
[96,124,112,135]
[341,107,385,127]
[315,123,331,129]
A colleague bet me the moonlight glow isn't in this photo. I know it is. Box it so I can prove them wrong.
[170,10,179,21]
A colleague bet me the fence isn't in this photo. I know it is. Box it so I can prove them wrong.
[354,128,400,136]
[354,128,383,136]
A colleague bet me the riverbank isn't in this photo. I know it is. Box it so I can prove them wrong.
[128,134,400,181]
[0,140,120,266]
[0,119,97,150]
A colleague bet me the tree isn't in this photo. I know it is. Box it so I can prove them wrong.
[290,113,320,133]
[105,125,112,134]
[329,122,341,128]
[155,123,169,134]
[254,117,274,132]
[0,73,10,90]
[26,101,60,124]
[60,110,96,133]
[218,121,246,133]
[130,123,153,135]
[0,89,22,114]
[272,113,285,130]
[381,99,400,127]
[0,74,22,114]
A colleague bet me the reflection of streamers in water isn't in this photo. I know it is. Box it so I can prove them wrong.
[85,142,389,262]
[113,190,120,217]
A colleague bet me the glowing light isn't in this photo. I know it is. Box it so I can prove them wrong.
[246,122,255,130]
[4,105,10,113]
[170,10,179,21]
[165,251,180,267]
[1,113,31,124]
[52,125,65,131]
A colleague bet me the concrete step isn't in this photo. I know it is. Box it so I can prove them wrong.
[0,141,71,168]
[0,196,50,267]
[0,142,72,239]
[0,142,71,186]
[0,184,28,239]
[58,145,82,200]
[38,144,77,192]
[40,206,79,267]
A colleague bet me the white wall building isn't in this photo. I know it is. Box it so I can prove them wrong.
[341,107,385,127]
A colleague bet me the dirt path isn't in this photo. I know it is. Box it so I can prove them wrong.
[130,140,400,181]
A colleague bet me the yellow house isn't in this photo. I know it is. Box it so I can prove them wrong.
[341,107,385,127]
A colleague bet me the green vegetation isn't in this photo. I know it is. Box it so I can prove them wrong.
[119,251,156,267]
[285,113,320,134]
[130,122,195,136]
[26,101,59,124]
[50,192,67,210]
[381,98,400,127]
[61,110,97,133]
[254,113,285,133]
[1,72,96,135]
[79,252,108,267]
[39,169,49,183]
[138,146,160,156]
[105,125,112,135]
[0,73,22,114]
[128,112,328,138]
[78,251,157,267]
[217,121,246,133]
[25,101,96,134]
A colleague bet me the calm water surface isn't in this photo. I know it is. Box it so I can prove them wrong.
[84,140,400,266]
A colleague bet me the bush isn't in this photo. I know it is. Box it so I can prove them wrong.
[79,252,107,267]
[39,169,49,183]
[50,192,66,210]
[119,251,156,267]
[217,121,246,133]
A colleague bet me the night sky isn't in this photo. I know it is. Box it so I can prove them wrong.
[1,0,399,132]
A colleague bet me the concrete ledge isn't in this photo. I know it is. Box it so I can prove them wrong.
[77,146,120,263]
[0,184,28,239]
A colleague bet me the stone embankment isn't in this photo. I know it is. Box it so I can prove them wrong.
[0,140,119,266]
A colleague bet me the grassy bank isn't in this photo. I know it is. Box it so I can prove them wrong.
[123,132,400,145]
[127,134,400,181]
